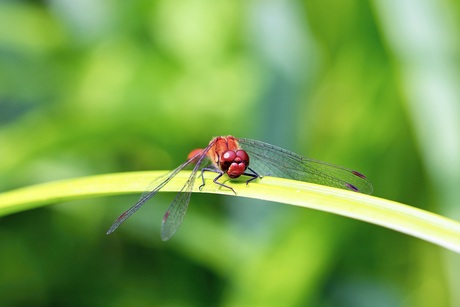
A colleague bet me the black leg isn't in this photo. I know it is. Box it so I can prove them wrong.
[212,172,236,195]
[199,166,237,194]
[243,167,261,185]
[200,166,221,190]
[200,166,262,194]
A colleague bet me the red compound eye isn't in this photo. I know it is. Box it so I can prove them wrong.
[219,149,250,178]
[220,150,236,171]
[235,150,249,166]
[222,150,236,162]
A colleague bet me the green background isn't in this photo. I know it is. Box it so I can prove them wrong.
[1,0,459,306]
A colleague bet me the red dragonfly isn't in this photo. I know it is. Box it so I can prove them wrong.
[107,136,373,240]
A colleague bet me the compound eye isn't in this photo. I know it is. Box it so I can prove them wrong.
[220,150,237,171]
[227,150,250,178]
[235,150,249,166]
[222,150,237,162]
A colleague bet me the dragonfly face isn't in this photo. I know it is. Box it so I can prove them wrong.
[219,149,250,178]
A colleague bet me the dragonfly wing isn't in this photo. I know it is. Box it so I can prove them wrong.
[160,139,217,240]
[238,138,373,194]
[160,183,193,241]
[106,157,198,235]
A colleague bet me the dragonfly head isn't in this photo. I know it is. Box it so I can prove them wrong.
[220,150,250,178]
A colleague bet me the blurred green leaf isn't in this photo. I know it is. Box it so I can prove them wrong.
[1,171,459,253]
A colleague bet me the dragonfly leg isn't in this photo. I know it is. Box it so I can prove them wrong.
[200,166,219,190]
[199,166,234,190]
[212,172,236,194]
[200,167,236,194]
[243,167,261,185]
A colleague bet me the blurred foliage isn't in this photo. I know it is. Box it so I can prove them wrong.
[0,0,459,306]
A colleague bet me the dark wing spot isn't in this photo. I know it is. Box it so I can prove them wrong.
[352,170,367,179]
[345,183,359,192]
[162,210,170,223]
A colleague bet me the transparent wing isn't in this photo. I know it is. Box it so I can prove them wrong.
[160,139,217,241]
[238,138,373,194]
[106,159,196,235]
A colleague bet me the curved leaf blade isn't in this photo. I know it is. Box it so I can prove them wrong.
[0,171,459,253]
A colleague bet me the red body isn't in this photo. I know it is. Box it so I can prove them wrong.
[188,136,250,179]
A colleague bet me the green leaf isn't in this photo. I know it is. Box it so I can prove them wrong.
[1,171,459,253]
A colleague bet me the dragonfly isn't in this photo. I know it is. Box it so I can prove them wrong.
[107,136,373,241]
